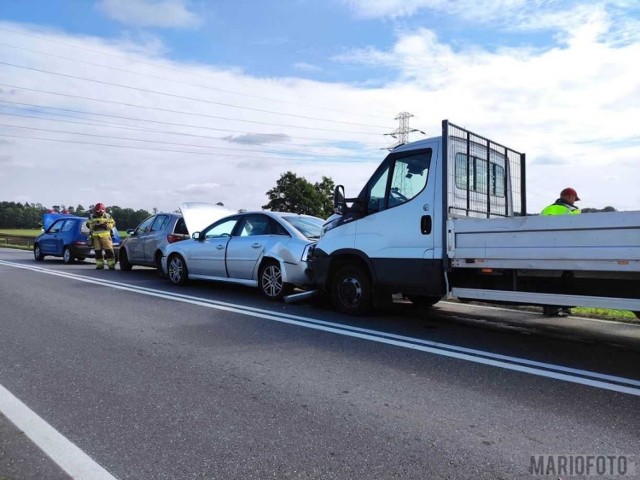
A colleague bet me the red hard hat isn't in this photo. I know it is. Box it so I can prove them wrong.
[95,203,106,213]
[560,187,580,201]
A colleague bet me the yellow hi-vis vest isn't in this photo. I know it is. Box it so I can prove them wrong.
[541,199,581,216]
[88,213,115,237]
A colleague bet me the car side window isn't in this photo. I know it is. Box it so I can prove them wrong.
[61,220,75,232]
[48,220,64,233]
[151,215,169,232]
[237,215,271,237]
[204,217,238,238]
[135,216,155,234]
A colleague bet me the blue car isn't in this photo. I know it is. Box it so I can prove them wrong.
[34,214,121,264]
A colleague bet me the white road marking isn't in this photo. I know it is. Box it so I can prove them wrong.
[0,383,118,480]
[2,259,640,399]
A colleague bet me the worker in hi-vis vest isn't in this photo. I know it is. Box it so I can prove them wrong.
[87,203,116,270]
[541,187,581,216]
[540,187,581,317]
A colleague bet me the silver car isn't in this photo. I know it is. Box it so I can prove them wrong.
[119,203,231,275]
[161,210,324,300]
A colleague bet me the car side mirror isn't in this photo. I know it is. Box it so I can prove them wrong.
[126,229,135,235]
[192,231,201,240]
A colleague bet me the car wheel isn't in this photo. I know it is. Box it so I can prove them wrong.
[406,295,441,308]
[167,254,188,285]
[62,247,74,264]
[259,260,292,301]
[119,249,132,271]
[330,264,372,315]
[155,252,165,278]
[34,244,44,262]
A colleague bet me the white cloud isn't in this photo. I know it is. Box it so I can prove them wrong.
[96,0,202,29]
[293,62,323,73]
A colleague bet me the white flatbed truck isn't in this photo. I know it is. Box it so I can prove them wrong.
[305,120,640,316]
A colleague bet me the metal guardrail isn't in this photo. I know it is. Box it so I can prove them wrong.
[0,234,35,248]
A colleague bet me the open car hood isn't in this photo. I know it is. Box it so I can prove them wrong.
[179,202,233,235]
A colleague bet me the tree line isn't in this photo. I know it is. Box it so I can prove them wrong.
[0,171,337,230]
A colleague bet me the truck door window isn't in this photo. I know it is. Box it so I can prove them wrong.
[363,150,431,214]
[387,152,431,208]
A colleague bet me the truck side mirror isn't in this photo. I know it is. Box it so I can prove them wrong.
[334,185,346,214]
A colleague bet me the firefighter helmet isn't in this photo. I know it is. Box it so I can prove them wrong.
[94,203,106,213]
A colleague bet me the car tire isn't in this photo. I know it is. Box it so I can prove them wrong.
[62,247,74,264]
[155,252,165,278]
[259,260,292,301]
[406,295,441,308]
[167,254,188,285]
[33,244,44,262]
[119,249,132,271]
[330,264,372,315]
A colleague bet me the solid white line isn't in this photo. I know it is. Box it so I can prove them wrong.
[2,260,640,397]
[0,383,118,480]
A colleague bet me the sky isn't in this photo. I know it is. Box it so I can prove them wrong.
[1,0,639,215]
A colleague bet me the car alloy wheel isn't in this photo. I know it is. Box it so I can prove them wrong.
[34,244,44,261]
[168,255,188,285]
[62,247,74,264]
[260,262,284,299]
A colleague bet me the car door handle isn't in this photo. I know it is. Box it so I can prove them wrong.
[251,243,261,248]
[216,244,225,250]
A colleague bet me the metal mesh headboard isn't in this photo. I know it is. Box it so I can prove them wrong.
[443,120,526,218]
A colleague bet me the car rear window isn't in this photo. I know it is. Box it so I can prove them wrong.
[174,217,188,235]
[282,216,323,240]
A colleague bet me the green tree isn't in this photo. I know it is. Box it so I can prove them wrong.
[262,172,335,218]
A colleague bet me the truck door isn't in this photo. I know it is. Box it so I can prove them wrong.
[354,145,439,294]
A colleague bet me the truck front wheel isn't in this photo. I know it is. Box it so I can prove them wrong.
[331,264,372,315]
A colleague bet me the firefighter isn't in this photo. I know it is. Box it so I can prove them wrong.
[540,187,581,316]
[88,203,116,270]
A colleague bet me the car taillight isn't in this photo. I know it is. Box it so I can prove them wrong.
[167,234,183,244]
[74,240,88,246]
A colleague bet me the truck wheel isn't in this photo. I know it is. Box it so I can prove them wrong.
[34,244,44,261]
[62,247,74,264]
[167,254,188,285]
[119,249,132,271]
[331,264,372,315]
[406,295,441,308]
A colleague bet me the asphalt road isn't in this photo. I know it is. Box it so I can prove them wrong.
[1,249,639,480]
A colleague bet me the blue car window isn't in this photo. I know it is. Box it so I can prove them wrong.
[61,220,75,232]
[48,220,64,233]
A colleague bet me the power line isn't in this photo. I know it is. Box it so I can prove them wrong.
[0,83,384,136]
[0,26,395,120]
[0,132,374,164]
[0,99,387,146]
[0,40,393,123]
[0,61,391,130]
[0,115,380,160]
